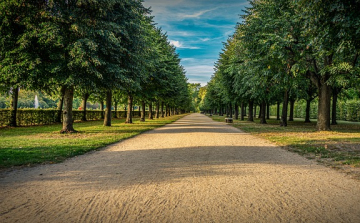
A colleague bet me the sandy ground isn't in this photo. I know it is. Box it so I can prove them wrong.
[0,113,359,223]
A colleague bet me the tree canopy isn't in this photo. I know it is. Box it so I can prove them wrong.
[1,0,192,131]
[201,0,360,131]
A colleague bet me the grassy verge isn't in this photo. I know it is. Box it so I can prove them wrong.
[0,114,188,169]
[210,115,360,172]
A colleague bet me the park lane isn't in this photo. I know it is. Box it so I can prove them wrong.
[1,113,360,222]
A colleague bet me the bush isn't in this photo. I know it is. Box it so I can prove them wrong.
[0,109,148,127]
[270,99,360,122]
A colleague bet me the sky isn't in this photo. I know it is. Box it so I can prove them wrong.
[142,0,250,87]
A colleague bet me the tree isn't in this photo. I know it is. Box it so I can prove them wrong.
[0,1,51,126]
[299,0,360,130]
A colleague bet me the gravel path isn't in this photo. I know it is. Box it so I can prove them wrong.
[1,113,360,222]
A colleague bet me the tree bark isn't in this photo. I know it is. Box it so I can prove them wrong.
[140,101,146,122]
[148,102,153,119]
[266,103,270,119]
[219,105,223,116]
[276,101,280,120]
[100,101,104,119]
[248,100,254,122]
[258,105,261,119]
[156,101,160,118]
[104,90,112,126]
[81,92,90,121]
[309,57,332,131]
[332,88,339,125]
[280,89,289,127]
[56,86,66,123]
[229,103,233,118]
[240,103,245,120]
[254,106,257,119]
[305,99,311,123]
[9,86,19,127]
[317,83,332,130]
[289,99,295,121]
[260,101,267,124]
[61,86,76,133]
[161,101,164,118]
[125,94,133,124]
[234,102,239,120]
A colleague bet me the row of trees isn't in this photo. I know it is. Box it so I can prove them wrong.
[201,0,360,131]
[1,0,191,132]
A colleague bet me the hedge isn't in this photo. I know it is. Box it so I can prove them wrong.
[0,109,148,127]
[270,99,360,122]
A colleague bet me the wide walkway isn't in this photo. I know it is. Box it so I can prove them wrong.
[1,113,359,222]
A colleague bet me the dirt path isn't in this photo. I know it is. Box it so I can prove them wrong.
[1,113,359,222]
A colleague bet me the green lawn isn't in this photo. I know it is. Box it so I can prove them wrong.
[0,114,188,168]
[210,115,360,168]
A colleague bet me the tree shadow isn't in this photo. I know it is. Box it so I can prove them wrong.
[0,145,317,191]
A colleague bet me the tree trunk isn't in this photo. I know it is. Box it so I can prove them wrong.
[104,90,112,126]
[219,105,223,116]
[240,103,245,120]
[161,101,164,118]
[276,101,280,120]
[81,93,90,121]
[266,103,270,119]
[140,101,146,122]
[317,83,332,130]
[289,99,295,121]
[9,86,19,127]
[258,105,261,119]
[114,100,118,119]
[148,102,153,119]
[305,99,311,123]
[254,106,257,119]
[56,86,66,123]
[332,88,339,125]
[235,102,239,120]
[61,86,76,133]
[156,101,160,118]
[229,103,233,118]
[125,95,133,124]
[260,101,267,124]
[248,100,254,122]
[280,89,289,127]
[100,101,104,119]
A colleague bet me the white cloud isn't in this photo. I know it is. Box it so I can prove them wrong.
[181,58,195,61]
[167,31,197,37]
[170,40,201,49]
[170,40,182,48]
[200,38,210,42]
[180,8,217,19]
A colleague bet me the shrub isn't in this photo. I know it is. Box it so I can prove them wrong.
[0,109,148,127]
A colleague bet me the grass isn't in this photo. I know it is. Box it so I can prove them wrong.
[210,115,360,169]
[0,114,188,169]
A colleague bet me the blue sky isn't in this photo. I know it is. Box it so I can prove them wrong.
[142,0,250,86]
